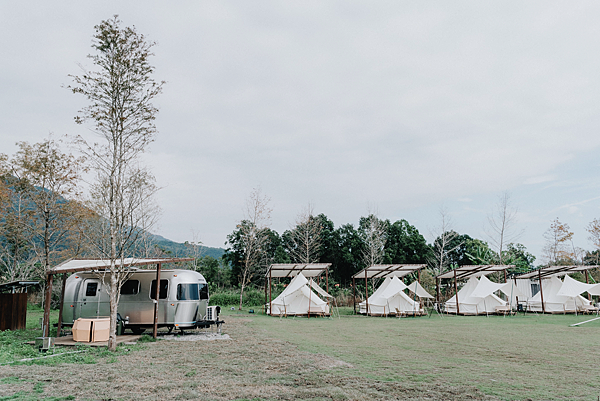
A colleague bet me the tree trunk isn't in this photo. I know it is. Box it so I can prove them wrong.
[108,271,118,351]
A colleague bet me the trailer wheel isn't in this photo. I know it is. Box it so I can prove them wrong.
[130,327,146,335]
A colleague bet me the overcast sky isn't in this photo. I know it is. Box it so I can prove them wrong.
[2,2,600,263]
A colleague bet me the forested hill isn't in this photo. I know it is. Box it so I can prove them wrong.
[150,234,225,259]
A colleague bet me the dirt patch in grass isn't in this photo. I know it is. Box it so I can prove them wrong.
[0,315,497,400]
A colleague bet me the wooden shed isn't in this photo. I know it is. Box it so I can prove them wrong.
[0,281,38,331]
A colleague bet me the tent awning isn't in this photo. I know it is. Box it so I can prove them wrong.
[352,264,426,279]
[516,265,600,280]
[436,265,515,280]
[48,258,194,275]
[266,263,331,278]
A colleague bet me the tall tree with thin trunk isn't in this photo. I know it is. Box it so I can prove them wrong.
[542,218,573,265]
[230,187,272,310]
[358,212,387,270]
[586,218,600,265]
[428,207,462,302]
[287,203,322,264]
[69,16,163,351]
[485,191,523,265]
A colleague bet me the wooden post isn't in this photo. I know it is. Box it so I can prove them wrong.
[269,269,272,316]
[365,275,369,315]
[56,274,67,337]
[353,277,356,314]
[538,270,545,314]
[453,269,460,315]
[418,269,421,284]
[585,270,592,301]
[504,269,507,283]
[43,273,53,337]
[326,268,329,295]
[264,275,267,314]
[153,263,162,339]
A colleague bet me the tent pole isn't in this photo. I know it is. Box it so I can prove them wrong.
[308,278,311,319]
[264,274,267,314]
[585,270,592,301]
[326,268,329,295]
[453,269,460,315]
[538,270,545,314]
[269,270,272,316]
[353,277,356,314]
[153,263,161,339]
[56,273,67,337]
[365,275,369,316]
[43,273,53,337]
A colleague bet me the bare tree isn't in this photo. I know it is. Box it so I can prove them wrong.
[485,191,523,265]
[69,16,163,351]
[288,203,322,264]
[236,187,272,310]
[542,218,573,265]
[586,218,600,265]
[359,212,387,269]
[428,207,462,302]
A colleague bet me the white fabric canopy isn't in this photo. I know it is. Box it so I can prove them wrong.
[359,276,422,315]
[470,275,526,299]
[267,273,330,316]
[557,275,600,297]
[407,281,434,298]
[444,277,508,314]
[308,279,333,298]
[528,276,591,313]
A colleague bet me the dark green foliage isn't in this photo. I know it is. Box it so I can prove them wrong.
[503,243,536,272]
[152,234,225,259]
[384,219,430,264]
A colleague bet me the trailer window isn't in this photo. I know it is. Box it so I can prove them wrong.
[150,280,169,299]
[177,283,200,301]
[199,283,209,300]
[85,282,98,297]
[120,280,139,295]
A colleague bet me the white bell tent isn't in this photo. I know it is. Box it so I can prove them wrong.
[444,276,509,315]
[266,272,330,316]
[527,275,593,313]
[407,280,434,299]
[358,275,422,316]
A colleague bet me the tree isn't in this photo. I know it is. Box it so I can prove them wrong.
[285,204,322,263]
[502,243,535,272]
[428,208,462,276]
[586,218,600,265]
[384,219,430,264]
[225,188,272,310]
[6,139,86,277]
[486,192,523,265]
[358,213,388,270]
[69,16,163,351]
[542,218,573,265]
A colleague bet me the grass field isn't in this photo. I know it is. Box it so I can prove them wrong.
[1,306,599,400]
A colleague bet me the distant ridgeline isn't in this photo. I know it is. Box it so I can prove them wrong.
[150,234,225,259]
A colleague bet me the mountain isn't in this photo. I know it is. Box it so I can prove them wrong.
[150,234,226,259]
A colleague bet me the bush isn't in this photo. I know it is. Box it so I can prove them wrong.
[209,287,269,307]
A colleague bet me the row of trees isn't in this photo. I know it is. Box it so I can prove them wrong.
[222,191,548,308]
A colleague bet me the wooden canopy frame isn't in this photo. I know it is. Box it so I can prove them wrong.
[515,265,600,313]
[43,257,193,339]
[351,264,427,315]
[435,265,515,315]
[264,263,331,317]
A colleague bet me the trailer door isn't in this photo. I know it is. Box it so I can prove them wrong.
[79,279,102,318]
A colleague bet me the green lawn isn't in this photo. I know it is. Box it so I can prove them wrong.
[236,308,600,400]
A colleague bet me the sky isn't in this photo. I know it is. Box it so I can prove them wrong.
[2,2,600,263]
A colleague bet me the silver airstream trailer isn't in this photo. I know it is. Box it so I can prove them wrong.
[61,269,217,334]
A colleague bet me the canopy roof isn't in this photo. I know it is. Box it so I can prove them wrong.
[0,280,39,292]
[516,265,600,279]
[266,263,331,278]
[48,257,194,275]
[436,265,516,280]
[352,264,426,279]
